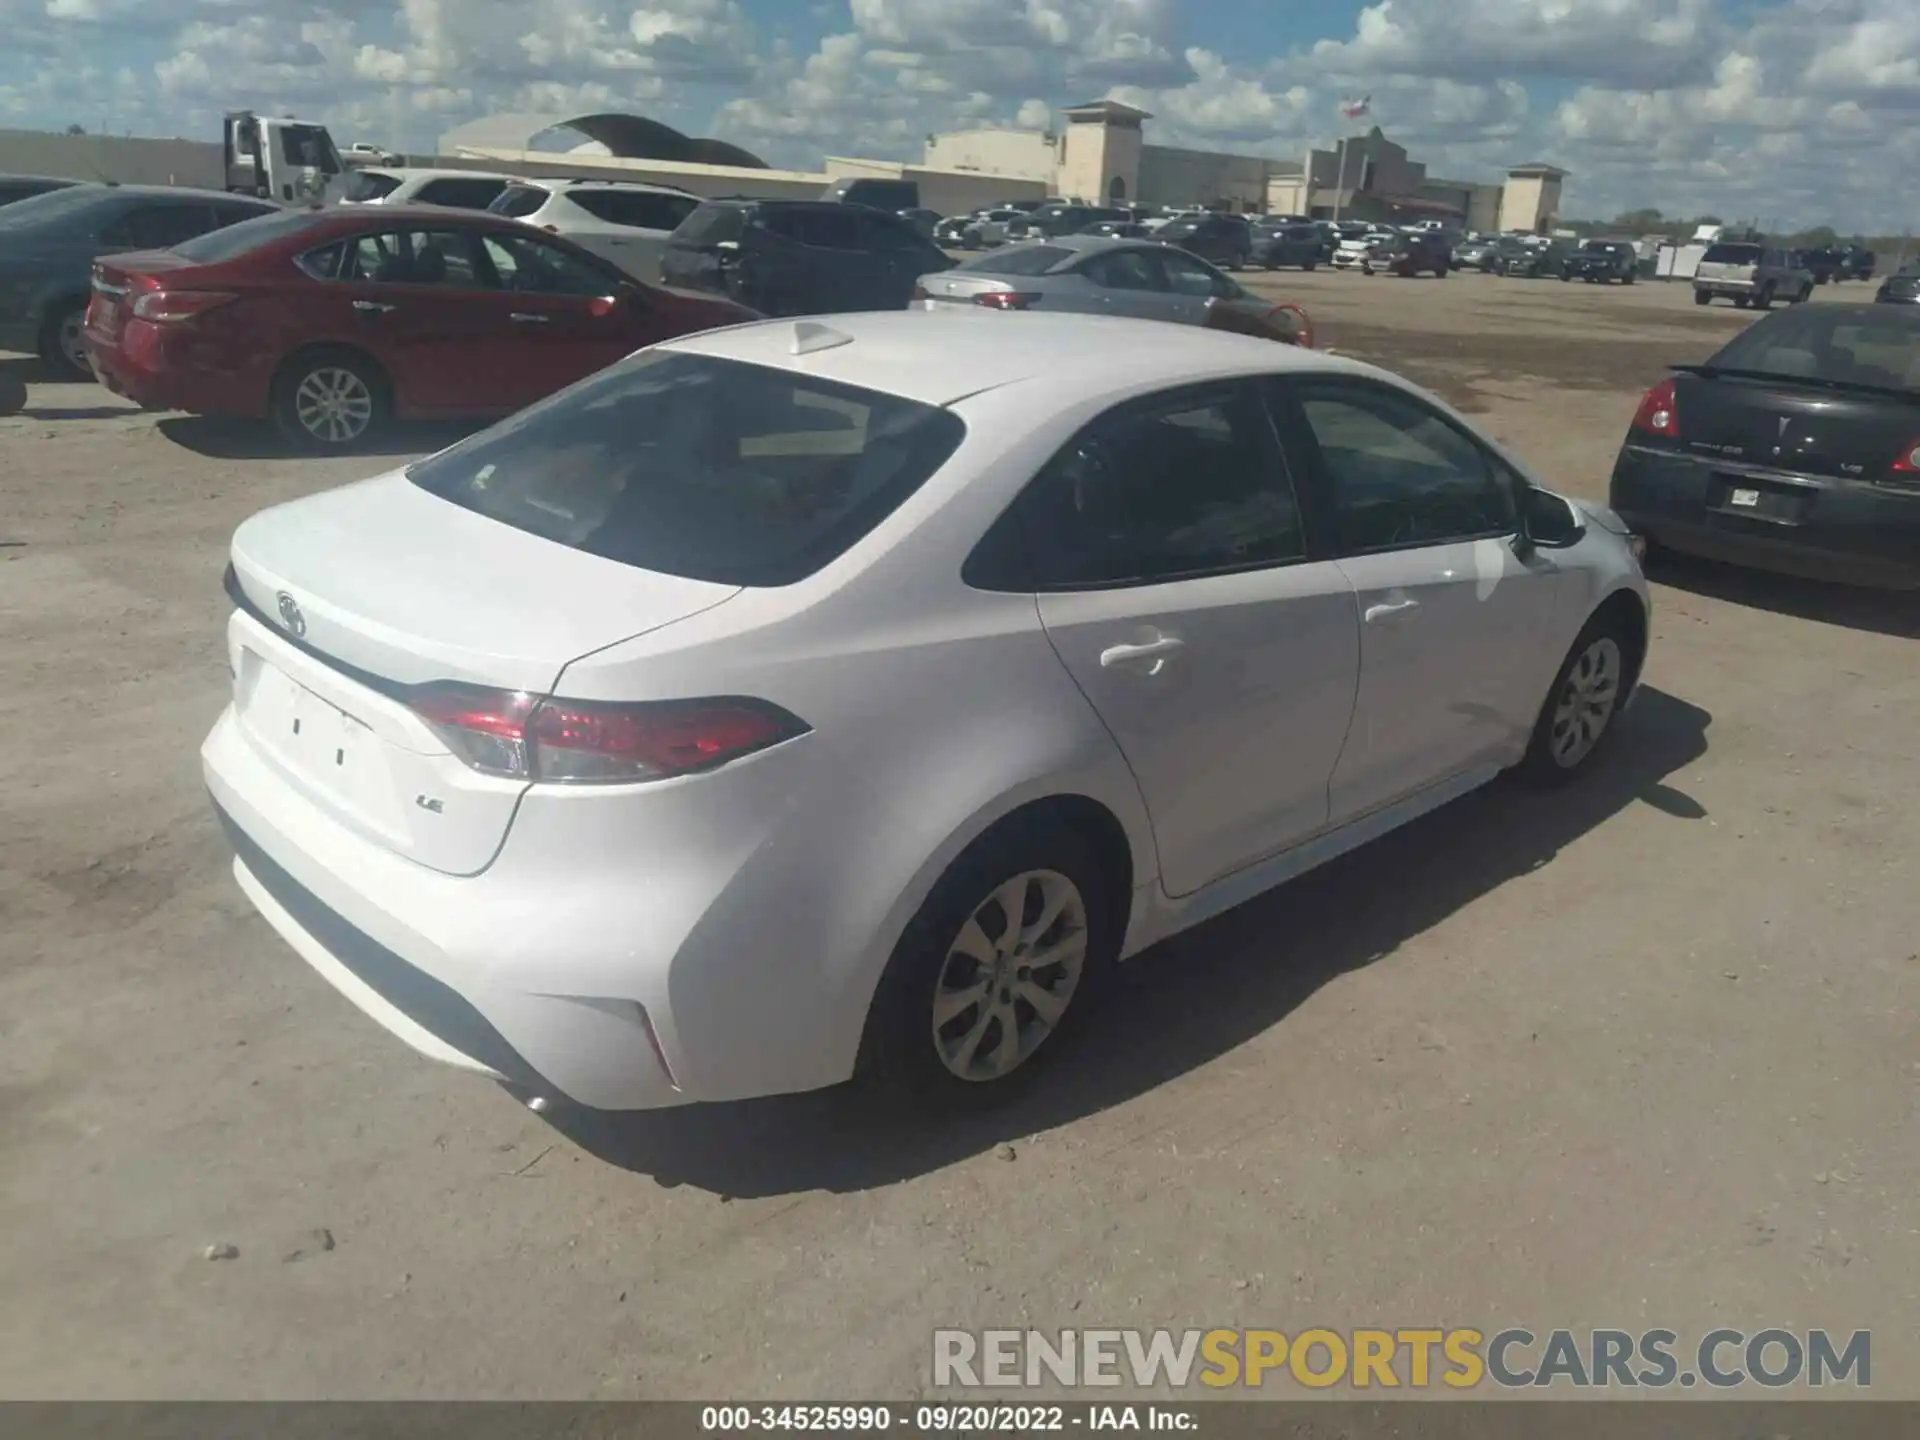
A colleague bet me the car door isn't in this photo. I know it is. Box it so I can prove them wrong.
[844,209,934,308]
[473,229,645,407]
[572,189,698,283]
[321,225,521,415]
[1077,247,1181,322]
[1272,377,1564,824]
[1015,380,1361,897]
[1151,249,1233,326]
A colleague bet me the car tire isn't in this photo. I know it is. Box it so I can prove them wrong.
[1694,289,1710,305]
[37,298,91,378]
[1756,284,1775,310]
[1303,259,1316,272]
[1791,284,1811,304]
[858,817,1123,1111]
[1624,272,1636,284]
[1516,610,1636,786]
[271,348,391,452]
[1734,295,1751,309]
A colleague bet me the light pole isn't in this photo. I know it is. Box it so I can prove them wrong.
[1330,138,1349,224]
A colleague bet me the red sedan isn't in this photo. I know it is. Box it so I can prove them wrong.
[83,205,757,449]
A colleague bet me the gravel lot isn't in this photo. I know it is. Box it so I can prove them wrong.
[3,272,1917,1400]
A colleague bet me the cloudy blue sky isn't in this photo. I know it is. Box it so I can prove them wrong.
[1,0,1915,231]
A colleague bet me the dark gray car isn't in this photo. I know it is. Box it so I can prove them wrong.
[0,174,79,209]
[0,183,276,374]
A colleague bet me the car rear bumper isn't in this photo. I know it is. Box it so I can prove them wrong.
[1610,444,1920,589]
[84,323,270,417]
[202,688,881,1111]
[1693,277,1756,293]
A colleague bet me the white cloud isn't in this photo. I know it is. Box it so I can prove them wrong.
[0,0,1912,231]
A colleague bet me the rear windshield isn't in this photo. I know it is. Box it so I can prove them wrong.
[1707,307,1920,392]
[407,351,968,586]
[955,244,1072,275]
[670,203,747,247]
[1158,220,1199,237]
[342,170,401,203]
[171,208,336,263]
[0,184,107,230]
[1702,243,1762,265]
[490,184,551,218]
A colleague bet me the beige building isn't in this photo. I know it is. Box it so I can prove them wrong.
[1497,163,1568,234]
[921,127,1058,184]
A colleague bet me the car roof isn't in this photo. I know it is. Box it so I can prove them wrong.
[519,177,696,196]
[53,183,261,204]
[369,168,514,184]
[0,173,79,185]
[658,309,1373,408]
[272,204,558,235]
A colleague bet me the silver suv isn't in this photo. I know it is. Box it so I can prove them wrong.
[1693,242,1813,309]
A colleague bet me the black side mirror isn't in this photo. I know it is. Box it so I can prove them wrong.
[1521,487,1586,549]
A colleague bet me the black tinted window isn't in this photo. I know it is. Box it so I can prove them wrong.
[102,204,220,249]
[414,178,509,210]
[1017,384,1304,588]
[569,189,700,231]
[957,244,1071,276]
[477,233,620,296]
[343,229,485,287]
[1293,382,1517,552]
[672,204,746,246]
[172,207,334,263]
[1080,249,1163,290]
[1703,243,1762,265]
[409,353,967,586]
[490,185,550,218]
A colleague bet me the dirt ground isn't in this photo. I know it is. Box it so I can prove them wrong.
[3,273,1917,1401]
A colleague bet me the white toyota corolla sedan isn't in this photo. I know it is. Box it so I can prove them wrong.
[204,310,1650,1113]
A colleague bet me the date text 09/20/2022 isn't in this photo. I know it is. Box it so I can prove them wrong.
[702,1405,1191,1431]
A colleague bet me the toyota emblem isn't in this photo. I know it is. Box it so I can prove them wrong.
[275,591,307,638]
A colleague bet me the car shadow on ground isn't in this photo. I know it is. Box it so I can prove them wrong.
[545,685,1713,1198]
[156,415,480,461]
[1648,549,1920,639]
[0,356,129,420]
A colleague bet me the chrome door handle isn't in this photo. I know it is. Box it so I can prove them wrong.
[509,312,550,323]
[1100,636,1185,668]
[351,300,395,314]
[1363,597,1420,622]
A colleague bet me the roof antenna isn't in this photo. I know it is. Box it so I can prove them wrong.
[790,320,853,355]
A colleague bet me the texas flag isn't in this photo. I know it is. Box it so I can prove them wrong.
[1341,95,1372,119]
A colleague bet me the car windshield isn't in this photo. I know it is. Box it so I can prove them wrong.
[0,184,106,230]
[955,245,1071,275]
[170,208,335,263]
[1705,307,1920,393]
[407,351,968,587]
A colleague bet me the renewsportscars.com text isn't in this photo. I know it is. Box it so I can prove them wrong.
[932,1327,1871,1390]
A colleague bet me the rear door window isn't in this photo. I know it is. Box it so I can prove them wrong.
[1080,249,1163,291]
[1008,382,1306,589]
[1156,249,1233,299]
[101,204,221,249]
[343,229,488,288]
[407,352,968,586]
[477,232,622,296]
[1702,243,1762,266]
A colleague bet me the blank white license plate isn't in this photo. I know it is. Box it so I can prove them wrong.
[1729,488,1761,508]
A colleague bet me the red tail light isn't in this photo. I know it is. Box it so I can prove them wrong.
[1631,377,1680,438]
[407,685,808,784]
[130,290,237,323]
[1891,438,1920,473]
[974,291,1039,311]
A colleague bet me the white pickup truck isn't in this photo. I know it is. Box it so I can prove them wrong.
[1693,241,1814,309]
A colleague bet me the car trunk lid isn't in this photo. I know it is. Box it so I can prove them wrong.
[225,472,740,874]
[1672,370,1920,485]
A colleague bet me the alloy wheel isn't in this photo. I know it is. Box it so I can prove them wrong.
[58,311,88,374]
[1550,636,1622,769]
[293,366,375,445]
[931,869,1088,1083]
